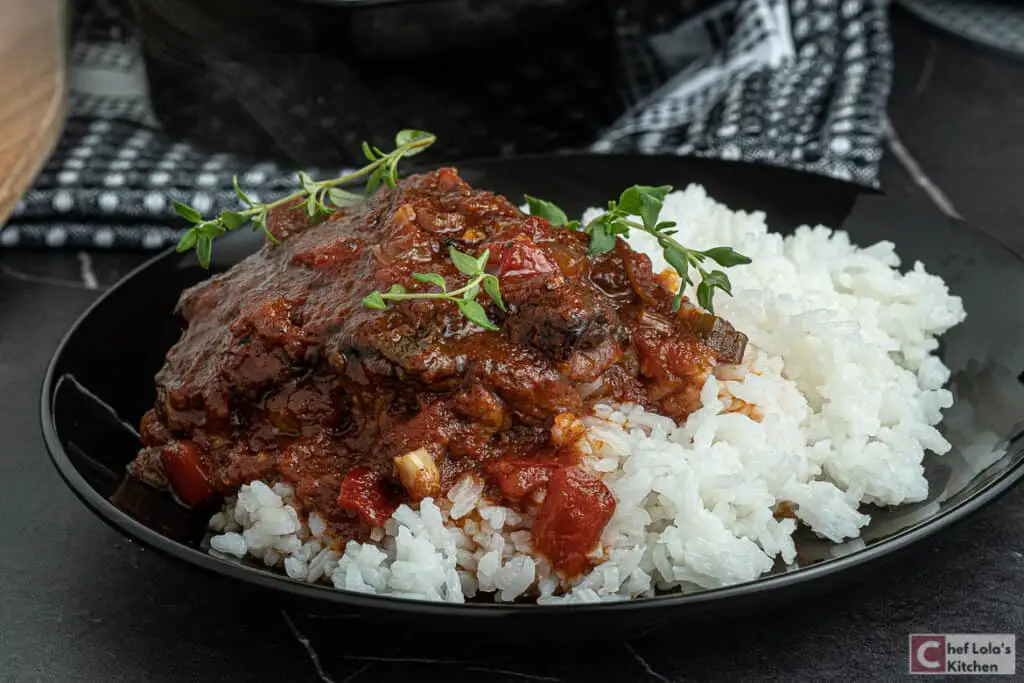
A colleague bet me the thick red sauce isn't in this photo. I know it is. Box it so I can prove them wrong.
[130,168,746,576]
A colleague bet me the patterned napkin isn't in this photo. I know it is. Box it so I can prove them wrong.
[2,0,892,251]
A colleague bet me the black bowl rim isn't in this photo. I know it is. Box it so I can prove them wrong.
[41,153,1024,618]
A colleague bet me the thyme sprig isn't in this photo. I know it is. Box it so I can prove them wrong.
[173,125,746,328]
[174,129,436,267]
[526,185,751,314]
[362,246,506,331]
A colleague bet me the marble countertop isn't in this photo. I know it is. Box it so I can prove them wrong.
[2,10,1022,682]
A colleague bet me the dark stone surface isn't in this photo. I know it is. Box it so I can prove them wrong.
[0,10,1021,682]
[882,7,1024,251]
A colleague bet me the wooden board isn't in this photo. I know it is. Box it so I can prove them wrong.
[0,0,67,226]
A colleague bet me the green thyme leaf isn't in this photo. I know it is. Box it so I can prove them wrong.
[329,188,364,208]
[221,211,246,230]
[524,194,572,227]
[304,195,319,216]
[251,213,267,234]
[233,176,254,206]
[618,185,672,231]
[196,236,213,268]
[366,166,385,195]
[696,280,713,313]
[475,248,490,272]
[362,291,387,309]
[411,272,447,289]
[703,269,733,296]
[361,141,376,162]
[672,291,685,313]
[457,299,498,331]
[297,171,317,193]
[251,213,280,245]
[702,246,752,268]
[382,159,399,189]
[482,274,506,312]
[197,222,225,239]
[449,246,481,276]
[663,246,690,288]
[173,200,203,224]
[395,129,434,155]
[176,229,198,253]
[587,217,618,255]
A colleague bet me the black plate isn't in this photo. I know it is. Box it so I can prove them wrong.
[40,155,1024,633]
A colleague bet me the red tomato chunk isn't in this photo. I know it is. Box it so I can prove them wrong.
[337,467,399,527]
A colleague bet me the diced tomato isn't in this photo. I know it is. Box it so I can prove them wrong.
[160,441,213,506]
[532,466,616,576]
[336,467,399,526]
[633,326,715,384]
[483,458,558,500]
[494,240,557,280]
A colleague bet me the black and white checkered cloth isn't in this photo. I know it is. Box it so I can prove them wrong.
[2,0,892,251]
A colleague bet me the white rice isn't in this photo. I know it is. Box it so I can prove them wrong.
[205,184,966,603]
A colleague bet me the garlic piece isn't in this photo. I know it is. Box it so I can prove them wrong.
[393,447,441,501]
[551,412,585,448]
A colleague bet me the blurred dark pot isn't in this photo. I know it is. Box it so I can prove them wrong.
[130,0,622,167]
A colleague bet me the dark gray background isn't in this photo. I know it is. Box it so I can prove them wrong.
[1,11,1022,682]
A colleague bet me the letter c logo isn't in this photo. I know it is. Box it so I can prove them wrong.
[917,640,942,669]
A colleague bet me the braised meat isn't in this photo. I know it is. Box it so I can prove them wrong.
[130,168,747,573]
